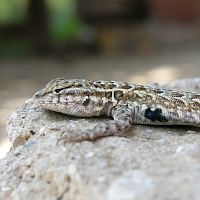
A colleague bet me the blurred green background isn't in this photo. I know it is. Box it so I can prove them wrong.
[0,0,88,56]
[1,0,200,56]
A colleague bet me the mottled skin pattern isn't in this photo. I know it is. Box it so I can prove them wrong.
[33,78,200,141]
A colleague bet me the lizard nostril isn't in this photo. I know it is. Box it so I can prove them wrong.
[34,91,41,99]
[34,94,40,99]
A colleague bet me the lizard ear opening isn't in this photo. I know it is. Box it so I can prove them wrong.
[82,97,90,106]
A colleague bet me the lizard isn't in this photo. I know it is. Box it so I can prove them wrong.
[33,78,200,142]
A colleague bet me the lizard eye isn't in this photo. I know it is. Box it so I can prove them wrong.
[54,88,64,93]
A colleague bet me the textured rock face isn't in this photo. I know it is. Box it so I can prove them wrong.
[1,78,200,200]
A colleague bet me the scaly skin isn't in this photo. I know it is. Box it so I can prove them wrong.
[33,78,200,141]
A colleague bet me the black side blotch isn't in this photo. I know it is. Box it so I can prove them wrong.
[144,107,168,122]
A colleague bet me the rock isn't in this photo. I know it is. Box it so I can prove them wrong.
[1,98,200,200]
[176,143,200,158]
[107,170,155,200]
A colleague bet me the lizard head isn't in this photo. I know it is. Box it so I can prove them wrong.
[33,78,113,117]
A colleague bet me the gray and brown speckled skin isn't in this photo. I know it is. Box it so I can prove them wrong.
[33,78,200,141]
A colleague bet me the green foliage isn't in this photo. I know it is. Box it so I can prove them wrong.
[0,0,84,41]
[0,0,27,25]
[0,0,86,55]
[0,39,32,57]
[48,0,84,43]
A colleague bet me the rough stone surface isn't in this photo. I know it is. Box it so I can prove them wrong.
[1,79,200,200]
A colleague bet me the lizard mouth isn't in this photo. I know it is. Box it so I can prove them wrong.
[35,101,83,106]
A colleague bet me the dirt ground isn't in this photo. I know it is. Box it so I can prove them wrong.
[0,46,200,158]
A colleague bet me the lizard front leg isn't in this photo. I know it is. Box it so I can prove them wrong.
[58,105,134,142]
